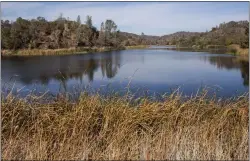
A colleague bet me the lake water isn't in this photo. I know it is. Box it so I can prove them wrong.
[1,47,249,99]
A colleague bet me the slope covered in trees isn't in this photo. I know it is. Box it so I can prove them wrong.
[123,21,249,49]
[158,21,249,49]
[1,15,249,51]
[1,15,123,50]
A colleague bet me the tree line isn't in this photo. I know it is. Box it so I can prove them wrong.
[158,21,249,49]
[1,16,249,50]
[1,14,125,50]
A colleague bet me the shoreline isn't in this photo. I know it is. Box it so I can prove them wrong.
[1,45,149,57]
[227,44,249,56]
[1,45,248,57]
[175,44,249,56]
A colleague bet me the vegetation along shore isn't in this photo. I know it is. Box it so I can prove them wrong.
[2,90,248,160]
[227,44,249,56]
[1,45,149,56]
[1,15,248,56]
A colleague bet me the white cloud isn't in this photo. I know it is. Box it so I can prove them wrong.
[1,2,248,36]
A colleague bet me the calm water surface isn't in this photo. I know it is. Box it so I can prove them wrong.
[2,48,249,98]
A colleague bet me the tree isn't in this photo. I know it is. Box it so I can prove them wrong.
[36,16,46,22]
[211,27,217,32]
[76,16,82,46]
[84,15,95,46]
[85,15,92,28]
[76,15,81,25]
[240,26,249,48]
[97,22,106,46]
[57,13,65,21]
[1,20,12,49]
[10,17,31,49]
[28,17,49,49]
[103,19,118,46]
[140,32,145,44]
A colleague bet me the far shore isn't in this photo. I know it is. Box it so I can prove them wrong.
[227,44,249,56]
[151,45,248,57]
[1,45,149,56]
[1,44,248,57]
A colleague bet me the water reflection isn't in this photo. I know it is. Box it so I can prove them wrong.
[1,49,249,98]
[2,51,122,85]
[239,60,249,86]
[203,56,249,86]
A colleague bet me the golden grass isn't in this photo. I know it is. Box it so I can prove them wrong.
[2,91,249,160]
[1,46,126,56]
[125,45,149,49]
[228,44,249,56]
[1,48,84,56]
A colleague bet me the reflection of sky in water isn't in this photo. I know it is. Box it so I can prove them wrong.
[1,49,249,98]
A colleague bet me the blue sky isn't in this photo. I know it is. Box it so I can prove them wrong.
[1,2,249,36]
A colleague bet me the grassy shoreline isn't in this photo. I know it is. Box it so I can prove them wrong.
[2,91,248,160]
[1,45,149,56]
[2,45,247,57]
[175,44,249,56]
[125,45,149,49]
[227,44,249,56]
[1,47,123,56]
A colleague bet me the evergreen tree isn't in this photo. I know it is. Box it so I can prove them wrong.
[86,15,92,28]
[77,15,81,25]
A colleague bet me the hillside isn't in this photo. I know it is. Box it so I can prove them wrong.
[1,16,125,50]
[158,21,249,49]
[121,21,249,49]
[158,31,202,45]
[1,16,249,51]
[118,20,249,49]
[119,32,159,45]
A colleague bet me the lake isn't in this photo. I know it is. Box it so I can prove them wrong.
[1,47,249,99]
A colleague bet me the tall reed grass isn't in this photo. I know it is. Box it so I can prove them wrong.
[228,44,249,56]
[125,45,149,49]
[1,89,249,160]
[1,46,126,56]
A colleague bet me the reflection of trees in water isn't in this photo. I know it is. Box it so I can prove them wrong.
[54,54,121,83]
[2,53,122,86]
[204,56,249,86]
[239,60,249,86]
[207,56,240,70]
[101,54,121,78]
[87,58,98,81]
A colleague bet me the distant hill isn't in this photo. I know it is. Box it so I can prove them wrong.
[158,31,202,45]
[119,32,160,45]
[196,21,249,48]
[120,20,249,49]
[1,16,248,51]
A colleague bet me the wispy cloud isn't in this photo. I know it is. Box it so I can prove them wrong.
[1,2,248,36]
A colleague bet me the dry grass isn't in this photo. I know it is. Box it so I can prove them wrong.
[125,45,149,49]
[228,44,249,56]
[1,46,126,56]
[1,91,249,160]
[1,48,85,56]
